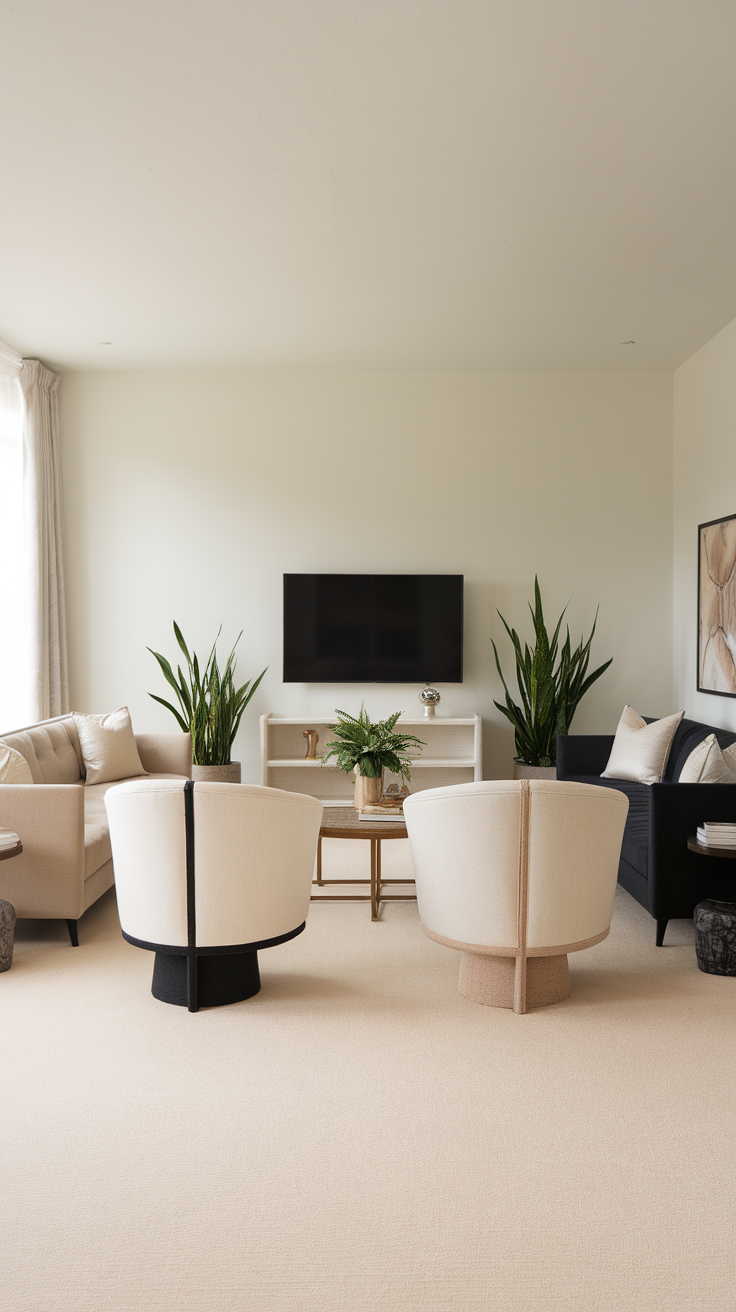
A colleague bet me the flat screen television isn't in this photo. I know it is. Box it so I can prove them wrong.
[283,574,463,683]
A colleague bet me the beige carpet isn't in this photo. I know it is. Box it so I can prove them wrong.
[3,837,736,1312]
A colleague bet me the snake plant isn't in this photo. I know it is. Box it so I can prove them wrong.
[492,578,612,768]
[148,622,266,765]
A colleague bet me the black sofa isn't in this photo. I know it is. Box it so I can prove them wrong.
[556,716,736,945]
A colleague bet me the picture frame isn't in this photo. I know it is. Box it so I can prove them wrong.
[698,512,736,696]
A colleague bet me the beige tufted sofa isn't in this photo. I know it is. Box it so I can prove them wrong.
[0,715,191,944]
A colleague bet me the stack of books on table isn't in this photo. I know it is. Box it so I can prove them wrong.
[0,829,20,851]
[697,823,736,849]
[359,804,407,823]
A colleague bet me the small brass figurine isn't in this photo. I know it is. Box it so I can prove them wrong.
[303,729,319,759]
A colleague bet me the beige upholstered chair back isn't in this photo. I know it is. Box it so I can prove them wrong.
[105,779,323,950]
[403,779,628,1011]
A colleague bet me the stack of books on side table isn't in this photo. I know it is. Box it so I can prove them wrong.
[697,823,736,849]
[359,801,407,823]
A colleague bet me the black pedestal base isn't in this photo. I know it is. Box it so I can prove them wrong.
[694,900,736,976]
[152,951,261,1008]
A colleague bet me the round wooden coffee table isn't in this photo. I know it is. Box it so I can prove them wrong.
[314,807,414,921]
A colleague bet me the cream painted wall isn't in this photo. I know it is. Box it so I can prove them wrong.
[674,315,736,726]
[60,369,673,783]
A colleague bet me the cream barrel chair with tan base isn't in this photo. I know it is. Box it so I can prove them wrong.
[105,779,323,1012]
[403,779,628,1014]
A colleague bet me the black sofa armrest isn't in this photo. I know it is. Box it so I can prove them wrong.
[648,782,736,919]
[556,734,614,779]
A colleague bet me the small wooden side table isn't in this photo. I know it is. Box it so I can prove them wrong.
[314,808,414,921]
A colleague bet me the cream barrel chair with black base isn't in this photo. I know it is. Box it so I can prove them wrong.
[105,779,322,1012]
[403,779,628,1014]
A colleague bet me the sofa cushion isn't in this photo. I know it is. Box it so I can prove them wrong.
[0,718,83,784]
[83,773,184,879]
[601,706,683,785]
[0,744,34,784]
[670,719,736,782]
[74,708,146,787]
[679,734,736,783]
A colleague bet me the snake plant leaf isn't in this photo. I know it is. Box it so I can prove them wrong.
[147,692,190,734]
[173,622,193,669]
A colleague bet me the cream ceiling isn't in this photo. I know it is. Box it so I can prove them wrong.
[2,1,736,370]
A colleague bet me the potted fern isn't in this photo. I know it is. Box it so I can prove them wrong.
[148,622,266,782]
[322,706,424,809]
[492,578,612,778]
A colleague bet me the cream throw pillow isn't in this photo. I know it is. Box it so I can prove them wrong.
[601,705,684,786]
[73,707,147,786]
[0,743,34,784]
[679,733,736,784]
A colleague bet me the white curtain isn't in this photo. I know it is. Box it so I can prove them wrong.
[19,360,69,723]
[0,356,26,728]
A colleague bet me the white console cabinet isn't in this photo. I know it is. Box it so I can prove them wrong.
[260,713,482,806]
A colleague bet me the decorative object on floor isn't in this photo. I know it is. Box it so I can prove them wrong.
[148,622,266,781]
[492,576,612,771]
[314,807,413,920]
[403,778,628,1013]
[419,685,440,717]
[105,778,322,1011]
[0,898,16,971]
[303,729,320,759]
[0,832,22,971]
[694,899,736,975]
[321,706,424,811]
[698,513,736,696]
[601,705,684,785]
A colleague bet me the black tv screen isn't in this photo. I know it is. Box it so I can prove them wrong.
[283,574,463,683]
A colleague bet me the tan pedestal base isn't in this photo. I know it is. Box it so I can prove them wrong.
[458,951,571,1013]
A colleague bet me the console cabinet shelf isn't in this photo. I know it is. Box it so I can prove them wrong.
[261,714,482,806]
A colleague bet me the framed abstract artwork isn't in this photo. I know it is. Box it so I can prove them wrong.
[698,513,736,696]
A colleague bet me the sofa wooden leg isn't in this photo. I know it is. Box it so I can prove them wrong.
[66,919,79,947]
[656,918,668,947]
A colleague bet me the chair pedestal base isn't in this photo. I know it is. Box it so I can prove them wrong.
[152,951,261,1008]
[458,952,571,1013]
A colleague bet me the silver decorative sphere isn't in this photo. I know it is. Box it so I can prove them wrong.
[419,686,440,717]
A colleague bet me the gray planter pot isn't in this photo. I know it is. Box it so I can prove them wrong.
[513,761,557,781]
[191,762,241,784]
